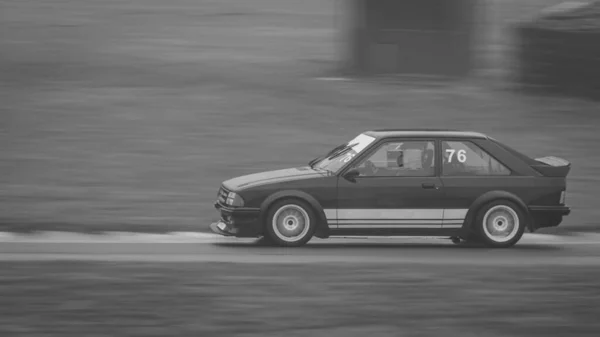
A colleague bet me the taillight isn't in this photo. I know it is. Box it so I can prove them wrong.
[560,191,566,204]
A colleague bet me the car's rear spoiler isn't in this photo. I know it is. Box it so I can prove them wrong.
[531,156,571,177]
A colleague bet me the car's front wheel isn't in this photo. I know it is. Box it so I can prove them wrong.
[474,200,526,248]
[264,199,316,247]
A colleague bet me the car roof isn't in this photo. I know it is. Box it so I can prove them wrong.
[363,129,489,139]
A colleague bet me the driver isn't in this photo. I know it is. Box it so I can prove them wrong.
[393,142,427,176]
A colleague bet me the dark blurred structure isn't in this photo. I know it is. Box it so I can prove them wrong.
[343,0,478,77]
[515,1,600,101]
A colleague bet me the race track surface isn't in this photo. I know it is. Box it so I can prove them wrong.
[1,232,600,265]
[3,231,600,336]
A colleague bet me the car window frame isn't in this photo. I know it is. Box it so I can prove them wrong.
[338,137,439,178]
[439,138,513,177]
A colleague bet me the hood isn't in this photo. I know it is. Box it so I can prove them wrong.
[223,166,326,190]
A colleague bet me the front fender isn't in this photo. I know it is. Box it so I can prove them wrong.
[460,190,533,236]
[259,190,330,238]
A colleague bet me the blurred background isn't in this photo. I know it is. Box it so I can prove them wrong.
[2,1,600,336]
[2,0,600,233]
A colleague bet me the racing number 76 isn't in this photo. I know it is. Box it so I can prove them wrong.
[446,149,466,163]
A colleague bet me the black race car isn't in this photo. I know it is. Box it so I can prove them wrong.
[210,129,571,248]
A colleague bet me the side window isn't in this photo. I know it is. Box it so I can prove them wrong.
[442,141,511,176]
[353,140,436,177]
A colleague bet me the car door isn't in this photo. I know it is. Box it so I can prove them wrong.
[334,138,446,232]
[438,139,529,228]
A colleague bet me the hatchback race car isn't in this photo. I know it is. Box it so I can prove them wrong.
[210,129,571,248]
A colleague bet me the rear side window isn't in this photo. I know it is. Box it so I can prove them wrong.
[442,141,511,176]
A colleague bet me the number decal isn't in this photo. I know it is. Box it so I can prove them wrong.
[446,149,455,162]
[342,153,355,163]
[446,149,467,163]
[457,149,467,163]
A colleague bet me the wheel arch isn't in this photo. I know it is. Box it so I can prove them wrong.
[460,190,533,236]
[259,190,330,238]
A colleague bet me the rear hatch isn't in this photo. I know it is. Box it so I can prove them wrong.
[530,156,570,206]
[490,138,571,178]
[491,138,569,205]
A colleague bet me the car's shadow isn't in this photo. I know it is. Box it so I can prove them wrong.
[211,237,565,251]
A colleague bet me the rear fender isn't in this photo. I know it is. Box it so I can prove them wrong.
[460,190,533,236]
[259,190,330,238]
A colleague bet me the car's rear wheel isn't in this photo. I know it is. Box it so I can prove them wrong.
[474,200,526,248]
[264,199,316,247]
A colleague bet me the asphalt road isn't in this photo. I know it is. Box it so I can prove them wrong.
[2,232,600,265]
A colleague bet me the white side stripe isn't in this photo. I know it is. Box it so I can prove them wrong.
[323,209,336,220]
[336,209,444,220]
[337,219,443,224]
[443,220,465,225]
[333,224,464,229]
[338,224,441,229]
[322,209,469,221]
[444,209,469,219]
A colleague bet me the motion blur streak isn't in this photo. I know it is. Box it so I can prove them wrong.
[1,235,600,335]
[1,0,600,233]
[2,0,600,336]
[1,253,600,336]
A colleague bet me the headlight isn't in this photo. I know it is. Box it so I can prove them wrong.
[226,192,244,207]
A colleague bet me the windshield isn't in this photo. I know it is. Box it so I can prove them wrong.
[313,133,376,173]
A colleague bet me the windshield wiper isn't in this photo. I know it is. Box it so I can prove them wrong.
[309,142,358,171]
[309,158,322,170]
[326,142,358,160]
[325,143,347,157]
[308,143,347,169]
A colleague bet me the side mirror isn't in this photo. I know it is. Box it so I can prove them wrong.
[343,168,361,182]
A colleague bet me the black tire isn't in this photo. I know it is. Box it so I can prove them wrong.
[264,198,317,247]
[473,200,527,248]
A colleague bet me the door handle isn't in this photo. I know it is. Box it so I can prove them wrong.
[422,183,439,190]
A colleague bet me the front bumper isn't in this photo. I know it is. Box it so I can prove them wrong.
[211,202,262,237]
[209,221,235,236]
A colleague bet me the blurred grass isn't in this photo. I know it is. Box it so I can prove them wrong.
[2,0,600,233]
[0,261,599,336]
